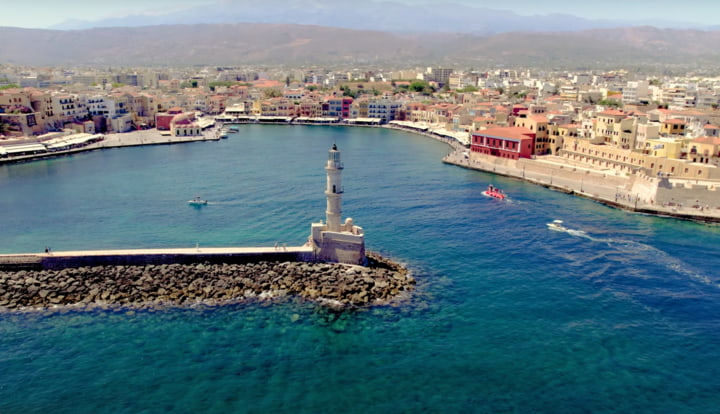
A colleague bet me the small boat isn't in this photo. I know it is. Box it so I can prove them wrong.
[482,184,506,200]
[227,125,240,133]
[546,220,567,232]
[188,196,208,205]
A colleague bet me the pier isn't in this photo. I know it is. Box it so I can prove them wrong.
[0,246,314,271]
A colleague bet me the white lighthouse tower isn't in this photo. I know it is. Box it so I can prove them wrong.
[310,144,365,265]
[325,143,343,232]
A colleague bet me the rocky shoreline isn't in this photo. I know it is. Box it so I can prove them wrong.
[0,253,414,312]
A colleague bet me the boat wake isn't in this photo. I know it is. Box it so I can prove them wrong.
[569,232,717,289]
[565,229,587,237]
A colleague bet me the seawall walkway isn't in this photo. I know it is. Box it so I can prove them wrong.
[0,128,221,164]
[0,245,315,271]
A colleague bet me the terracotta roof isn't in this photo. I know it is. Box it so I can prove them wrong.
[692,136,720,145]
[599,109,625,116]
[472,126,534,141]
[703,124,720,129]
[664,119,686,125]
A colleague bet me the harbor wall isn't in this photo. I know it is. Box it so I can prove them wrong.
[0,249,316,272]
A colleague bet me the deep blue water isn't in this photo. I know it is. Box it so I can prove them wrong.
[0,125,719,413]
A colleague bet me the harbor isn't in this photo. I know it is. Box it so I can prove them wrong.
[2,121,718,223]
[0,123,718,414]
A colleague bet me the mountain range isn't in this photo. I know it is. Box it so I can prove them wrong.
[50,1,714,34]
[0,23,720,69]
[2,23,720,68]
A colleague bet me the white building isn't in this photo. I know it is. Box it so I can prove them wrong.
[368,98,401,123]
[622,80,649,105]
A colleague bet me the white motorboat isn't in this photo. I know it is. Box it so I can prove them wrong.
[188,196,208,205]
[546,220,567,232]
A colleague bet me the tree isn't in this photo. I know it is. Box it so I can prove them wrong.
[409,80,434,95]
[598,99,623,108]
[340,85,356,98]
[263,89,282,98]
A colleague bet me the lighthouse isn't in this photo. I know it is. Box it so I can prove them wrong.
[325,143,343,232]
[310,144,366,265]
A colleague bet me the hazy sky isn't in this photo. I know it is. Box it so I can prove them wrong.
[1,0,717,29]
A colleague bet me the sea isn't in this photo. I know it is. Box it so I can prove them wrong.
[0,125,718,413]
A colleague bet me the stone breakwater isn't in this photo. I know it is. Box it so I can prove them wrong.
[0,254,414,311]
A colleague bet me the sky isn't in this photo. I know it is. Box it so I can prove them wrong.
[1,0,717,29]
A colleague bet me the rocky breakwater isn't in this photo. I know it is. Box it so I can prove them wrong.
[0,253,414,311]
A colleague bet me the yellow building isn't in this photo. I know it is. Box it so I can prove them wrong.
[561,138,718,179]
[644,137,687,159]
[660,118,686,136]
[514,113,549,154]
[688,136,720,164]
[593,109,637,149]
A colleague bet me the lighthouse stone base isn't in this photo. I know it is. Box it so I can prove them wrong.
[310,218,366,265]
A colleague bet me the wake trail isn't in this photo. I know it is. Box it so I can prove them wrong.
[562,229,718,289]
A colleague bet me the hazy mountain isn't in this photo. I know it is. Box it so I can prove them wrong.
[49,0,700,34]
[2,24,720,68]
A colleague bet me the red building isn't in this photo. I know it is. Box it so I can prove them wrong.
[155,107,185,131]
[471,126,535,159]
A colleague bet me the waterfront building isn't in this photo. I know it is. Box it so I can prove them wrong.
[470,126,535,160]
[170,113,202,137]
[560,137,719,179]
[155,107,185,131]
[368,98,402,124]
[325,97,353,119]
[310,144,365,265]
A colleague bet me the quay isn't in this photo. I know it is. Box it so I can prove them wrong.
[0,128,221,165]
[442,149,720,224]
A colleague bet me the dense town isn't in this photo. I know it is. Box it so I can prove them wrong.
[1,64,719,219]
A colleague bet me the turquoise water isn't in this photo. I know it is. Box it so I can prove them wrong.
[0,125,719,413]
